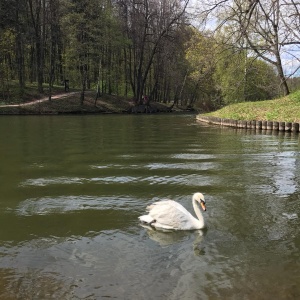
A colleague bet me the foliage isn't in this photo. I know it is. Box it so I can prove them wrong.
[0,0,288,109]
[185,30,279,110]
[199,0,300,96]
[185,29,220,110]
[214,47,279,104]
[0,29,15,87]
[205,90,300,122]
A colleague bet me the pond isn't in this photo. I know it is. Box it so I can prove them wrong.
[0,114,299,299]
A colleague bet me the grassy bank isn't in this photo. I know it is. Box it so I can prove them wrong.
[0,92,133,115]
[0,82,176,114]
[203,90,300,123]
[0,82,68,105]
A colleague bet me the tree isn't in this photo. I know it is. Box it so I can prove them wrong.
[214,47,279,104]
[0,0,27,93]
[185,28,279,106]
[61,0,98,104]
[27,0,45,93]
[117,0,190,104]
[199,0,300,96]
[185,29,219,109]
[47,0,60,100]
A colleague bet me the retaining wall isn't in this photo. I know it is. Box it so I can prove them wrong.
[196,115,300,133]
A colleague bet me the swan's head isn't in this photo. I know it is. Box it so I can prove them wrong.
[193,192,206,211]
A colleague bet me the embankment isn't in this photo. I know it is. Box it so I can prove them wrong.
[196,115,300,133]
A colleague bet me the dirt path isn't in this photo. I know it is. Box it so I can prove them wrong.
[0,92,79,108]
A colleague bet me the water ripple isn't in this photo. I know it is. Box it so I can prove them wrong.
[172,153,216,160]
[15,196,142,216]
[20,177,84,187]
[20,174,216,187]
[146,162,218,171]
[89,176,137,183]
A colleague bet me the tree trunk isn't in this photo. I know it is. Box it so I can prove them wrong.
[28,0,44,93]
[80,64,87,105]
[275,52,290,96]
[15,0,25,92]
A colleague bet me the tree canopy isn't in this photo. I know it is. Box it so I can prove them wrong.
[0,0,299,109]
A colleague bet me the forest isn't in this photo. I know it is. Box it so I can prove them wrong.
[0,0,300,110]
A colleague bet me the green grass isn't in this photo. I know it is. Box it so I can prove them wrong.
[0,81,68,105]
[203,90,300,122]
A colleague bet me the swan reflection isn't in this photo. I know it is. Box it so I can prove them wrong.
[141,224,205,251]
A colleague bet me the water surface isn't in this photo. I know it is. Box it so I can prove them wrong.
[0,114,300,299]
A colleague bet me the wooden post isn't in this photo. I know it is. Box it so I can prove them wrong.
[278,122,285,131]
[285,122,292,132]
[292,123,300,132]
[241,120,247,128]
[256,121,262,130]
[273,122,279,131]
[267,121,273,130]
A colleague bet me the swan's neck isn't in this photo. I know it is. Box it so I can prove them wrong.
[192,198,205,228]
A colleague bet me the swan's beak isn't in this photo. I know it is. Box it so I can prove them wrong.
[200,201,206,211]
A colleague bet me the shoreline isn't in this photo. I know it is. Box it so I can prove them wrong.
[196,115,300,133]
[0,92,191,115]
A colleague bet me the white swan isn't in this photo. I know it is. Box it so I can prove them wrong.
[138,193,206,230]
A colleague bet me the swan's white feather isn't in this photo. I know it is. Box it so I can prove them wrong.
[138,214,154,224]
[139,195,205,230]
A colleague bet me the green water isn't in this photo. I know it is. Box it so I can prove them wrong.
[0,114,300,299]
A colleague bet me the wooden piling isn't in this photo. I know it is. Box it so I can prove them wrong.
[278,122,285,131]
[292,122,299,132]
[285,122,292,132]
[273,122,279,131]
[256,121,262,130]
[267,121,273,130]
[196,115,299,134]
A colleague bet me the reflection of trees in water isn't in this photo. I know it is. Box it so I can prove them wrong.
[237,134,300,249]
[256,137,299,242]
[210,131,300,247]
[241,132,300,198]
